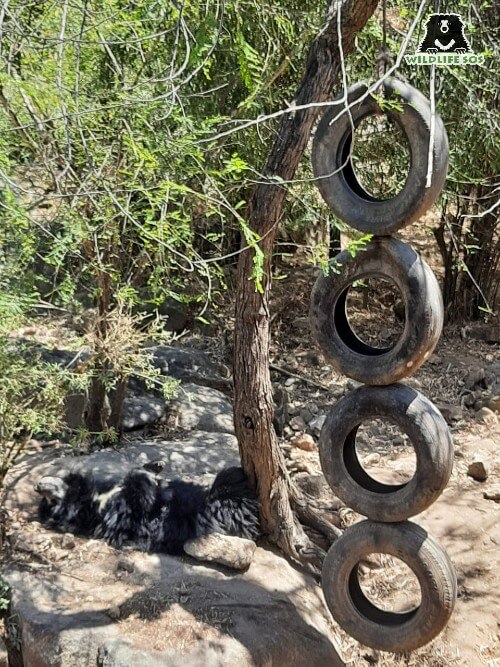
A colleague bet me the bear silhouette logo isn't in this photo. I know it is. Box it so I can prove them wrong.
[418,14,471,53]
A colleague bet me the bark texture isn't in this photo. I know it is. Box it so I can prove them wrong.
[234,0,379,571]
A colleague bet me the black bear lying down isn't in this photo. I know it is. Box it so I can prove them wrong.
[35,466,260,554]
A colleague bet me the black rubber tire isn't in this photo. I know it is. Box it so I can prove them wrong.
[319,383,453,521]
[312,78,449,234]
[310,237,443,385]
[322,520,457,652]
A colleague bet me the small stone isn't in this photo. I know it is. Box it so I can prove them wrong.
[61,534,76,550]
[299,408,313,423]
[476,407,499,426]
[467,459,489,482]
[347,379,363,391]
[486,396,500,414]
[436,402,463,424]
[429,354,441,365]
[393,436,406,446]
[290,433,316,452]
[107,605,121,620]
[284,377,296,388]
[483,487,500,502]
[184,534,256,570]
[464,367,486,390]
[309,414,326,436]
[289,416,307,431]
[307,403,319,415]
[330,384,345,398]
[116,557,135,573]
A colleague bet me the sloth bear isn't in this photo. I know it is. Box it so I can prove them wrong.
[35,466,260,554]
[419,13,471,53]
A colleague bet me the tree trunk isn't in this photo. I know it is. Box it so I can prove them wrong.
[233,0,379,572]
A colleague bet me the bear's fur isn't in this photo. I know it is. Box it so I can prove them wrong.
[36,466,260,554]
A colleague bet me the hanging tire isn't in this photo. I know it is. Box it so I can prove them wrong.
[309,237,443,385]
[319,383,453,521]
[312,78,449,234]
[322,520,456,652]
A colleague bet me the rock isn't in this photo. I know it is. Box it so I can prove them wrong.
[61,534,76,550]
[299,408,313,423]
[122,395,166,431]
[167,384,234,434]
[429,354,441,365]
[0,637,7,667]
[184,534,256,570]
[151,345,231,393]
[483,487,500,502]
[290,433,316,452]
[309,414,326,436]
[485,362,500,382]
[436,402,463,424]
[347,379,363,391]
[464,367,486,390]
[470,323,500,344]
[486,396,500,413]
[467,460,489,482]
[289,416,307,432]
[284,377,296,388]
[3,547,341,667]
[330,384,345,398]
[476,407,499,426]
[307,403,320,415]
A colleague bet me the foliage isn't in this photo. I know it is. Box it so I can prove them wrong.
[0,294,68,484]
[0,1,497,444]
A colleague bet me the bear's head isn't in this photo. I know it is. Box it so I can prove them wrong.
[419,13,471,53]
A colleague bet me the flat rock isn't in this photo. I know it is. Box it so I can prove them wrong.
[122,395,166,431]
[184,534,256,570]
[167,383,234,434]
[3,546,342,667]
[467,460,489,482]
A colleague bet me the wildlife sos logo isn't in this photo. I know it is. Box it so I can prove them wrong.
[405,14,484,65]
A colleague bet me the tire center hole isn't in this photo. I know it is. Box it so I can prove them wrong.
[355,419,416,486]
[357,553,422,613]
[351,114,411,201]
[346,277,404,350]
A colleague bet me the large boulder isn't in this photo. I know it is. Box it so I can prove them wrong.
[166,384,235,435]
[3,545,342,667]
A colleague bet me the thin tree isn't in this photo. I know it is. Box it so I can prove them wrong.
[234,0,379,572]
